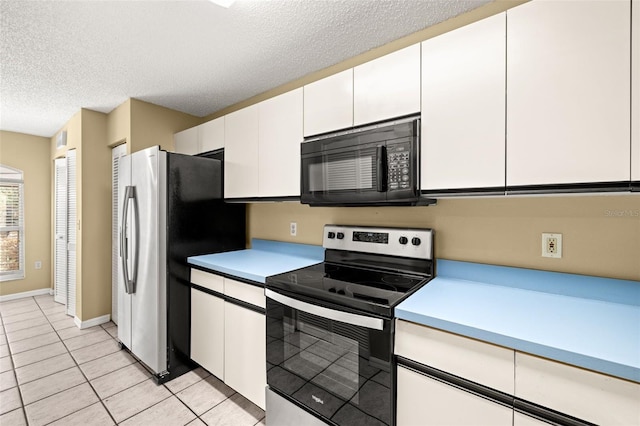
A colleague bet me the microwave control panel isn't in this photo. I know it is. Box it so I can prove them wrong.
[387,142,412,191]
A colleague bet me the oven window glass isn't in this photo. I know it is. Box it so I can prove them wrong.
[267,299,393,426]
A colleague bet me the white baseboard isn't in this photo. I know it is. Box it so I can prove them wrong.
[74,314,111,329]
[0,288,52,302]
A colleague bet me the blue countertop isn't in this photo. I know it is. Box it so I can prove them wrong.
[396,260,640,383]
[187,239,324,284]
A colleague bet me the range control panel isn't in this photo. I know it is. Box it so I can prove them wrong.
[323,225,433,260]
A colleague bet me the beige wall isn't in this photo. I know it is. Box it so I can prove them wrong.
[248,195,640,281]
[130,99,200,153]
[107,99,131,147]
[0,131,52,296]
[78,110,111,321]
[48,110,112,320]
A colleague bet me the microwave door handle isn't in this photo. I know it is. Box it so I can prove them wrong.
[376,145,387,192]
[265,289,384,330]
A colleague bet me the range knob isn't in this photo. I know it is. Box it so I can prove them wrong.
[411,237,421,246]
[337,232,345,240]
[399,236,408,245]
[327,231,336,239]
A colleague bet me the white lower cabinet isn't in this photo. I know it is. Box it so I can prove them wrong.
[513,412,552,426]
[397,365,513,426]
[515,352,640,425]
[224,302,266,410]
[190,288,225,379]
[190,270,266,410]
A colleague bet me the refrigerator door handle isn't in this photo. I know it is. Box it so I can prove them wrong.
[121,185,138,294]
[130,186,139,294]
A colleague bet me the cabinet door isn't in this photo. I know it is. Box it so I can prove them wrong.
[224,104,259,198]
[200,117,225,153]
[354,44,421,126]
[515,352,640,425]
[506,0,630,186]
[421,13,506,191]
[513,412,552,426]
[632,0,640,182]
[397,366,513,426]
[259,89,303,197]
[190,288,224,379]
[303,69,353,136]
[174,126,199,155]
[224,303,266,409]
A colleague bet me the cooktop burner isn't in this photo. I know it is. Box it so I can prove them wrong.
[268,262,431,317]
[266,225,435,317]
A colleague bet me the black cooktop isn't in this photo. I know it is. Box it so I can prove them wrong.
[266,262,431,317]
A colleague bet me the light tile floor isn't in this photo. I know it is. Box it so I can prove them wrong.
[0,294,266,426]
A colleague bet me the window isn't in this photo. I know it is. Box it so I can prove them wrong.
[0,165,25,281]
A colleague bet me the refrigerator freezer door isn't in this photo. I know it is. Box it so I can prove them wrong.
[117,154,133,350]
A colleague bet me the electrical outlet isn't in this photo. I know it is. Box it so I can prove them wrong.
[542,233,562,258]
[35,261,42,269]
[290,222,297,236]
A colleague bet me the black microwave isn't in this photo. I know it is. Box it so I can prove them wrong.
[301,115,433,206]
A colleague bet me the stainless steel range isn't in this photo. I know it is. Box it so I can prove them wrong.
[265,225,434,426]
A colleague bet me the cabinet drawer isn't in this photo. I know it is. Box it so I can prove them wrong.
[515,352,640,425]
[224,278,265,309]
[395,320,514,394]
[191,269,224,293]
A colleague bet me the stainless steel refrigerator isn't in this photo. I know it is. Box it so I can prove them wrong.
[117,145,245,384]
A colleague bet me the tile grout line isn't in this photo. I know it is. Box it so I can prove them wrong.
[32,296,120,426]
[0,296,34,425]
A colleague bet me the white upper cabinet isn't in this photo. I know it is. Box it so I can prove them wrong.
[259,88,303,197]
[303,69,354,137]
[224,104,259,198]
[632,0,639,182]
[506,0,631,186]
[174,126,199,155]
[174,117,224,155]
[353,44,421,126]
[200,116,225,153]
[421,13,506,191]
[224,91,302,199]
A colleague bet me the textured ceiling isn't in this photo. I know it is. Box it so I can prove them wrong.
[1,0,491,137]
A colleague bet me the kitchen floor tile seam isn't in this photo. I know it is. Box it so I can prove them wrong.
[196,390,240,419]
[112,394,194,425]
[159,373,230,425]
[0,309,45,324]
[0,321,29,426]
[22,381,99,425]
[51,330,120,426]
[68,336,123,367]
[3,297,59,344]
[17,365,86,406]
[161,369,215,397]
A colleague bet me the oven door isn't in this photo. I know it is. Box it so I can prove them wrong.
[265,289,394,426]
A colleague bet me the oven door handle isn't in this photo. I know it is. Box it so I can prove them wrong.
[265,289,384,331]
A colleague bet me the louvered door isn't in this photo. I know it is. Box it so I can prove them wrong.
[66,150,77,317]
[54,158,67,304]
[111,143,127,324]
